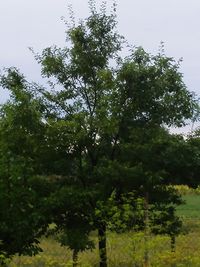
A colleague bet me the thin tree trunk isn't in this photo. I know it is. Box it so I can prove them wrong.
[98,225,107,267]
[170,235,176,267]
[144,192,149,267]
[170,235,176,253]
[72,249,78,267]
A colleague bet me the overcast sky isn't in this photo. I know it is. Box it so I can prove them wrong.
[1,0,200,132]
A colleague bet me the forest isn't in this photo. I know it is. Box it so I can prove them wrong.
[0,1,200,266]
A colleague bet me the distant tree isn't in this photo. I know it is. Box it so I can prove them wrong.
[153,130,200,188]
[183,130,200,187]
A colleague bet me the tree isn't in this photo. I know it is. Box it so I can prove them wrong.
[0,69,52,262]
[0,1,198,266]
[33,2,197,265]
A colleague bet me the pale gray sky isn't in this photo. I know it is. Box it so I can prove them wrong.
[1,0,200,132]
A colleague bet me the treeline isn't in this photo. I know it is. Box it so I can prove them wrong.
[0,1,200,266]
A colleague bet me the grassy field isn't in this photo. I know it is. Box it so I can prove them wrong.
[8,194,200,267]
[177,194,200,219]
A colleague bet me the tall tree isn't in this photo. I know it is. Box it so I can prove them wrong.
[0,1,199,266]
[33,2,197,266]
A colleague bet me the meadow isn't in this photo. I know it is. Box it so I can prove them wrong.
[8,189,200,267]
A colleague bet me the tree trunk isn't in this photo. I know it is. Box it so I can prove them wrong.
[144,192,149,267]
[98,225,107,267]
[170,235,176,253]
[72,249,78,267]
[170,235,176,267]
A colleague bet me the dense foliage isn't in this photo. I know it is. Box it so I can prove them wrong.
[0,1,199,266]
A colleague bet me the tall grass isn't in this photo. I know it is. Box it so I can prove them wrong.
[9,189,200,266]
[9,225,200,267]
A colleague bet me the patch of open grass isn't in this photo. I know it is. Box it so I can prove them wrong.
[177,194,200,219]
